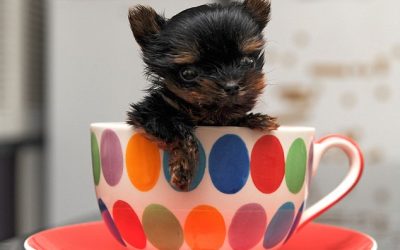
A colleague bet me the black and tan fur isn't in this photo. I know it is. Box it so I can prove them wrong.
[127,0,278,190]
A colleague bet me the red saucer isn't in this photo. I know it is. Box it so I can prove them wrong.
[281,223,376,250]
[25,221,376,250]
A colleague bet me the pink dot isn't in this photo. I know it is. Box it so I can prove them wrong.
[251,135,285,193]
[112,200,146,249]
[100,129,123,186]
[228,203,267,249]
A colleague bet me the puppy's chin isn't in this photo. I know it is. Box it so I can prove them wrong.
[198,90,259,113]
[219,94,244,107]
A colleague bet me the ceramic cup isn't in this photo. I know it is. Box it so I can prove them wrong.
[90,123,363,250]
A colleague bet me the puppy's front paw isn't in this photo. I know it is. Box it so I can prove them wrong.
[241,113,279,131]
[169,151,192,191]
[168,138,199,191]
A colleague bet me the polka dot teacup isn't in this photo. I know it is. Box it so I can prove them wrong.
[90,123,363,250]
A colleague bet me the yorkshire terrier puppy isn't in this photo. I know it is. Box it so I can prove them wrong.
[127,0,278,190]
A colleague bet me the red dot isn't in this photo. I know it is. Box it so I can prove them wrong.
[251,135,285,193]
[112,200,146,249]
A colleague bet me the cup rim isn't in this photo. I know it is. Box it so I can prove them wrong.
[90,122,316,133]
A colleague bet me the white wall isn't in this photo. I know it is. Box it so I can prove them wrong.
[47,0,209,227]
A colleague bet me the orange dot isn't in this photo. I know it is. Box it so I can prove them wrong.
[126,133,161,191]
[184,205,226,250]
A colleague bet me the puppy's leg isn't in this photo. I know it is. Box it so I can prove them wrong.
[128,104,198,190]
[234,113,279,131]
[131,118,198,190]
[169,132,199,191]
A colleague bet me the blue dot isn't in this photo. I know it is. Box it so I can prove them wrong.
[163,139,206,191]
[98,199,126,246]
[284,202,304,243]
[263,202,295,249]
[209,134,250,194]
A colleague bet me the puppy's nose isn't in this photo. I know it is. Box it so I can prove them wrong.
[224,81,239,95]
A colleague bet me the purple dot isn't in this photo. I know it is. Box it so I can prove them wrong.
[100,129,123,186]
[228,203,267,249]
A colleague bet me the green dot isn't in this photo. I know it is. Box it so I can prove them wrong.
[142,204,184,250]
[91,132,101,185]
[285,138,307,194]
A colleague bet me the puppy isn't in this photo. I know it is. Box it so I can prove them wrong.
[127,0,278,190]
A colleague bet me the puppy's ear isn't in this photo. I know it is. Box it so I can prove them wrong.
[243,0,271,29]
[128,5,166,47]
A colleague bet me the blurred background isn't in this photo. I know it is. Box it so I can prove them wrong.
[0,0,399,249]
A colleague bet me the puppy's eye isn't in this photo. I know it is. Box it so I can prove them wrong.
[180,68,199,82]
[240,57,255,68]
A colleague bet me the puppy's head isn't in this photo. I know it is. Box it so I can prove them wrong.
[129,0,271,113]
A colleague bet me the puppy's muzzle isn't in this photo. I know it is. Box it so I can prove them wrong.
[224,81,240,95]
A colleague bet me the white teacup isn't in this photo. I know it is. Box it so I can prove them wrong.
[91,123,363,249]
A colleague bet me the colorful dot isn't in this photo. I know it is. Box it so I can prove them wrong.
[285,138,307,194]
[228,203,267,249]
[91,132,101,185]
[251,135,285,194]
[142,204,184,249]
[284,203,304,243]
[184,205,226,250]
[307,141,314,190]
[126,133,161,192]
[98,199,126,247]
[112,200,146,249]
[209,134,249,194]
[263,202,295,249]
[100,129,123,186]
[163,139,206,191]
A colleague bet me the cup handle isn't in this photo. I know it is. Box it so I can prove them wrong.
[297,134,364,230]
